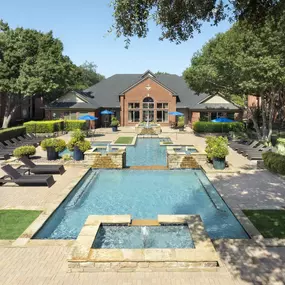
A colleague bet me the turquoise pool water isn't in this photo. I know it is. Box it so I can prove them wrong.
[34,169,248,240]
[93,225,194,249]
[126,138,166,166]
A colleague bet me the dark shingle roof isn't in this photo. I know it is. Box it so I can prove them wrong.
[84,73,209,108]
[48,72,240,110]
[191,102,240,111]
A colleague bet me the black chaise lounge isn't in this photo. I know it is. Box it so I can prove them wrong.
[19,156,66,175]
[0,165,55,187]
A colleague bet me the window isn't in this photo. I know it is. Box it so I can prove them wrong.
[128,110,140,122]
[228,113,235,120]
[128,103,140,109]
[157,103,168,109]
[157,110,169,122]
[143,110,154,122]
[211,112,223,120]
[143,97,154,102]
[200,112,209,121]
[142,97,154,109]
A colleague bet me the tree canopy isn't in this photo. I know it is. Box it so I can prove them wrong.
[0,20,104,127]
[183,14,285,142]
[74,61,105,90]
[111,0,284,46]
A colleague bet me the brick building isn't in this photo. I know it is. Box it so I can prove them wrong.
[46,70,241,127]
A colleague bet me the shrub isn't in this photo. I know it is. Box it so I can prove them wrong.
[24,120,63,133]
[205,136,229,159]
[62,153,72,161]
[67,129,91,152]
[110,117,119,127]
[0,126,26,143]
[262,152,285,175]
[13,145,36,158]
[276,138,285,155]
[193,121,245,133]
[41,138,66,152]
[64,120,87,131]
[177,116,185,128]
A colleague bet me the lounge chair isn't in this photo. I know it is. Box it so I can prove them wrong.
[19,156,66,175]
[0,153,10,160]
[22,134,42,143]
[242,144,269,156]
[11,138,37,147]
[0,165,55,187]
[236,141,260,153]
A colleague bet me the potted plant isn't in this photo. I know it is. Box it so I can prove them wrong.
[13,145,36,158]
[177,116,185,131]
[205,136,229,170]
[41,138,66,160]
[110,117,119,132]
[67,129,91,161]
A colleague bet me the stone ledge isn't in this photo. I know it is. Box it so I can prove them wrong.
[86,215,131,225]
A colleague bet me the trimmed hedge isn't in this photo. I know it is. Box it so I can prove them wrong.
[24,120,87,133]
[24,120,63,133]
[193,121,245,133]
[64,120,87,131]
[262,152,285,175]
[0,126,26,143]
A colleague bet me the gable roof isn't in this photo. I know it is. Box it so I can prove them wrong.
[48,71,240,110]
[84,72,210,108]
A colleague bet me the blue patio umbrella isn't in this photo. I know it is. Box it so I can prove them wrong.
[101,110,114,127]
[78,115,98,131]
[78,115,98,120]
[211,118,235,123]
[101,110,114,115]
[168,111,184,116]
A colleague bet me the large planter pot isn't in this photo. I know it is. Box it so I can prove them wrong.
[46,147,58,161]
[73,146,84,161]
[213,157,226,170]
[112,126,118,132]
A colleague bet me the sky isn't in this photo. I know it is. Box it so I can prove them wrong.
[1,0,232,77]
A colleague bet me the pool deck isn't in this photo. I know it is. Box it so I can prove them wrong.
[0,128,285,284]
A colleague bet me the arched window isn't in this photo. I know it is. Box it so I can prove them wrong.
[142,97,154,122]
[143,97,154,102]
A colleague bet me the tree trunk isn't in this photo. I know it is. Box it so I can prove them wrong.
[260,93,267,141]
[1,94,18,129]
[267,93,278,144]
[247,106,262,141]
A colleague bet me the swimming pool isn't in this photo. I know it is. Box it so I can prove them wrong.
[93,225,194,249]
[34,169,248,240]
[126,138,166,166]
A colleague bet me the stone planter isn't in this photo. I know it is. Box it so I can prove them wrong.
[112,126,118,132]
[213,157,225,170]
[46,147,58,161]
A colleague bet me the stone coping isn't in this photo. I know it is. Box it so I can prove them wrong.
[85,146,126,155]
[11,168,90,247]
[69,214,219,266]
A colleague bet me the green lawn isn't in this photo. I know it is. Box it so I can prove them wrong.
[243,210,285,238]
[115,137,134,144]
[0,210,42,239]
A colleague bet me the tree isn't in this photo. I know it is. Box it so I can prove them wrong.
[73,61,104,90]
[0,20,79,128]
[155,71,170,75]
[183,16,285,142]
[111,0,283,46]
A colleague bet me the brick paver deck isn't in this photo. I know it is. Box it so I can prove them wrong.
[0,130,284,284]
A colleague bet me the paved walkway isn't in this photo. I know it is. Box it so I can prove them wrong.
[0,128,285,284]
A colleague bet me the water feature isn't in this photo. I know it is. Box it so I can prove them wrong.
[92,225,194,249]
[126,138,166,166]
[34,169,249,240]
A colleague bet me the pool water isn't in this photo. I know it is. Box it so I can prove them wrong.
[34,169,248,240]
[126,138,166,166]
[173,147,198,155]
[93,225,194,249]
